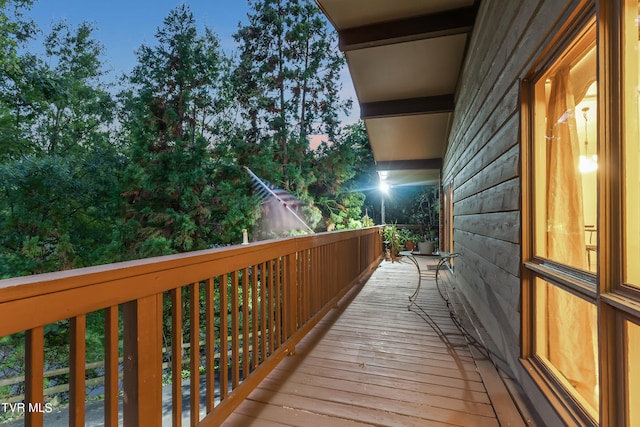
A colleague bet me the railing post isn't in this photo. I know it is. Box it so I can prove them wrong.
[123,295,163,427]
[25,326,44,427]
[70,315,86,426]
[104,306,119,427]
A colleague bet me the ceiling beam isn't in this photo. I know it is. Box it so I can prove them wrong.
[360,95,454,120]
[338,6,476,52]
[376,158,443,171]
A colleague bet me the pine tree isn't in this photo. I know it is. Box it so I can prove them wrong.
[119,5,226,257]
[233,0,350,192]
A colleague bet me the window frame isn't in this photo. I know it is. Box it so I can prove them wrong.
[603,0,640,302]
[520,2,600,425]
[524,16,598,285]
[522,1,640,426]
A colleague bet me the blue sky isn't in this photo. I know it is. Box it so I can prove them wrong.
[26,1,358,123]
[28,1,250,76]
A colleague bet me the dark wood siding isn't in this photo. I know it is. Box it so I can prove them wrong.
[442,1,579,425]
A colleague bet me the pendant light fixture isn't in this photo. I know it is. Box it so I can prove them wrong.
[579,106,598,173]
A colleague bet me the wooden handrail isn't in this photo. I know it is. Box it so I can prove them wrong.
[0,227,383,426]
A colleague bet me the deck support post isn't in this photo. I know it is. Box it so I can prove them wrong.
[123,295,163,427]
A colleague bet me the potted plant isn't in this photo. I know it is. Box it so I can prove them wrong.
[382,224,401,261]
[417,229,437,255]
[396,228,414,251]
[404,234,415,251]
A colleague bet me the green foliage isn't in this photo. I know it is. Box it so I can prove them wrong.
[0,0,384,272]
[311,121,376,230]
[233,0,351,192]
[0,150,124,277]
[382,223,401,259]
[37,21,115,155]
[119,5,226,256]
[0,0,35,76]
[376,185,440,229]
[209,165,260,244]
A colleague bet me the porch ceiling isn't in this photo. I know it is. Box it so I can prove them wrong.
[316,0,478,187]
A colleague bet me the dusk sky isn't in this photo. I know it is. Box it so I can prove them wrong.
[28,1,251,77]
[26,0,358,124]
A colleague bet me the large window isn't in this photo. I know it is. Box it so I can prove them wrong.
[523,1,640,425]
[531,22,598,275]
[524,11,599,423]
[534,278,598,417]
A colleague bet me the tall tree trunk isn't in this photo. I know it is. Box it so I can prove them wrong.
[299,34,309,140]
[277,0,289,189]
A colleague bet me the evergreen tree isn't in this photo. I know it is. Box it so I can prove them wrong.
[119,5,226,257]
[233,0,350,191]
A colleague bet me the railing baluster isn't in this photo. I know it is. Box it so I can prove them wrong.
[251,264,259,368]
[268,259,275,356]
[171,288,183,427]
[104,306,119,427]
[25,326,44,427]
[205,278,215,412]
[190,282,200,427]
[231,271,239,389]
[306,249,311,321]
[70,315,86,427]
[316,247,322,308]
[256,261,273,361]
[241,268,249,379]
[295,253,302,328]
[311,249,315,315]
[219,273,228,400]
[275,257,282,348]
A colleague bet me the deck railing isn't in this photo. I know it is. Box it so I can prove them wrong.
[0,227,382,426]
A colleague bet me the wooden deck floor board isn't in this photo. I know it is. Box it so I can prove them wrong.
[259,370,496,417]
[298,355,486,393]
[319,330,475,359]
[303,349,483,383]
[251,377,499,426]
[223,258,525,427]
[310,342,478,370]
[271,363,492,404]
[229,399,374,427]
[314,341,476,365]
[244,388,462,427]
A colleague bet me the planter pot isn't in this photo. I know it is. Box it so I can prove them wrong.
[405,241,415,251]
[417,241,435,255]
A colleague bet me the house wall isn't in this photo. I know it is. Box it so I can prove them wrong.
[441,0,582,424]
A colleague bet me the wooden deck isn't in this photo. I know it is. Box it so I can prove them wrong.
[222,256,526,427]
